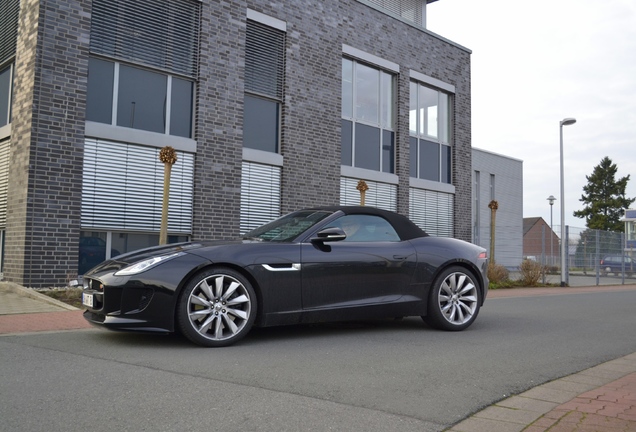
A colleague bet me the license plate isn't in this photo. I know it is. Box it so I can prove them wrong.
[82,293,94,308]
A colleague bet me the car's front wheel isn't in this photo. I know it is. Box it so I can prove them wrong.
[423,266,482,331]
[177,268,257,347]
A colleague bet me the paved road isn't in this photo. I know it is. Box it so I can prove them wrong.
[2,288,636,431]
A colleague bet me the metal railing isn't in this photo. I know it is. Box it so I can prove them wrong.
[524,225,635,286]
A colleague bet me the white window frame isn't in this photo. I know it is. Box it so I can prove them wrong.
[341,46,398,174]
[409,70,455,184]
[86,58,197,153]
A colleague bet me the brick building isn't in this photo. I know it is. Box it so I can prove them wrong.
[0,0,472,287]
[523,217,560,265]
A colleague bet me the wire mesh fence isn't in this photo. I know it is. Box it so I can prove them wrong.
[523,224,635,286]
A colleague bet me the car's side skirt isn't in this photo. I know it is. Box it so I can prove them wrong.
[257,297,426,327]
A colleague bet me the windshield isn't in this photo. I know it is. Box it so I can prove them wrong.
[242,210,333,242]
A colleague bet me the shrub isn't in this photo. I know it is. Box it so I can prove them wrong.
[519,259,543,286]
[488,262,509,285]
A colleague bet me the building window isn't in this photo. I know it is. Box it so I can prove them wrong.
[243,19,285,153]
[90,0,200,78]
[0,140,7,273]
[81,138,194,234]
[340,177,397,211]
[365,0,425,27]
[409,187,454,237]
[409,81,451,183]
[240,161,281,234]
[341,58,395,173]
[0,64,12,128]
[86,58,194,138]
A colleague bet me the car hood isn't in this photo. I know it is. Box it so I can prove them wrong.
[84,240,247,275]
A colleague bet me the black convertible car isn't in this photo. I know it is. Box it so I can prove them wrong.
[82,206,488,346]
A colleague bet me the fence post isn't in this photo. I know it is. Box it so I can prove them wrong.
[541,225,546,284]
[595,230,600,286]
[621,232,626,284]
[565,225,570,286]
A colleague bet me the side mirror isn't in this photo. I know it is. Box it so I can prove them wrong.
[311,227,347,243]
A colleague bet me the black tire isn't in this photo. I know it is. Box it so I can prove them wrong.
[423,266,482,331]
[177,267,257,347]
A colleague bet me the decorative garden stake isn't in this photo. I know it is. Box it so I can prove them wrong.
[356,180,369,206]
[488,200,499,263]
[159,146,177,245]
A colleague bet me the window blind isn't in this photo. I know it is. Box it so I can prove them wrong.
[82,139,193,233]
[365,0,423,26]
[245,19,285,100]
[340,177,397,212]
[0,139,10,227]
[90,0,200,78]
[240,162,281,234]
[409,187,454,237]
[0,0,19,65]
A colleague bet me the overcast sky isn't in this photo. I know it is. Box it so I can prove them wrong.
[427,0,636,230]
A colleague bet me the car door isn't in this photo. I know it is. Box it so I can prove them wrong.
[300,214,417,310]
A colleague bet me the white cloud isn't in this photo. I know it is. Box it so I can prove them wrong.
[428,0,636,229]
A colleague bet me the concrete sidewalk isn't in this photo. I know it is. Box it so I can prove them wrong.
[0,282,91,334]
[1,281,635,431]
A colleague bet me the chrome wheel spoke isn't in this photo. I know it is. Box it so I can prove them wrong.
[222,282,240,301]
[190,294,211,307]
[227,307,248,320]
[226,294,249,306]
[189,309,211,319]
[199,315,216,334]
[214,276,225,298]
[200,279,215,301]
[223,315,239,335]
[214,316,224,339]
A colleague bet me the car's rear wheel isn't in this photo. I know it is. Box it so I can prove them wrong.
[177,268,257,347]
[423,266,481,331]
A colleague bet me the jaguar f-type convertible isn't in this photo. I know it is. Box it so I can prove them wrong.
[82,206,488,346]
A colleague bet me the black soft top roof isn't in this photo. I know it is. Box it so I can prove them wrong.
[310,206,429,240]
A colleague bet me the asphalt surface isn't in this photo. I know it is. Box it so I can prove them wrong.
[1,281,635,431]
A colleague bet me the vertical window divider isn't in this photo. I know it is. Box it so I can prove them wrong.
[106,231,113,260]
[111,62,120,126]
[351,61,357,165]
[166,76,172,135]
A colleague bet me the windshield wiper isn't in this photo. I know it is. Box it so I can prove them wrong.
[242,236,265,242]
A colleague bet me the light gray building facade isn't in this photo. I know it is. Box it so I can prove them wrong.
[472,148,523,268]
[0,0,473,287]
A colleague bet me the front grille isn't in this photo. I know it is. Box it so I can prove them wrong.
[85,278,104,292]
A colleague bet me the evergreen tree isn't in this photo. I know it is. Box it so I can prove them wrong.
[573,157,635,232]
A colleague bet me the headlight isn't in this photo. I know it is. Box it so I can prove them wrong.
[114,252,186,276]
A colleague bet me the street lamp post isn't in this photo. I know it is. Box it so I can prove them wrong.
[547,195,556,266]
[559,118,576,286]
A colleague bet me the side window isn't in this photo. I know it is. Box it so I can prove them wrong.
[341,58,395,173]
[243,19,285,153]
[0,64,13,127]
[409,80,452,183]
[330,215,400,242]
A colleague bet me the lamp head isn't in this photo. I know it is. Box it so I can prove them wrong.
[547,195,556,205]
[560,118,577,127]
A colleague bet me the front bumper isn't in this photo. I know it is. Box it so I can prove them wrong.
[81,253,212,333]
[82,282,174,332]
